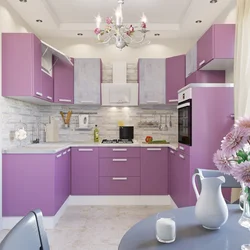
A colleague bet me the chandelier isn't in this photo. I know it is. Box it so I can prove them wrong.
[94,0,150,50]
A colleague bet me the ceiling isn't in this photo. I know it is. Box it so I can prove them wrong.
[6,0,236,39]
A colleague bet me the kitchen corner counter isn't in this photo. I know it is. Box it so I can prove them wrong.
[2,142,178,154]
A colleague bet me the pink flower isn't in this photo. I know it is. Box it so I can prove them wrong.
[141,22,146,29]
[94,28,101,35]
[126,31,131,36]
[106,17,112,25]
[213,150,232,174]
[236,117,250,130]
[221,127,250,156]
[129,25,134,33]
[231,162,250,186]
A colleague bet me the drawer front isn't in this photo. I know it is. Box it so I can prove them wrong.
[99,147,140,158]
[99,158,140,177]
[99,177,140,195]
[178,143,190,155]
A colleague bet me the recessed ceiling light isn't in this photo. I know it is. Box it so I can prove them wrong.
[210,0,218,3]
[19,0,27,2]
[154,33,160,36]
[36,19,43,23]
[195,20,202,23]
[77,33,83,36]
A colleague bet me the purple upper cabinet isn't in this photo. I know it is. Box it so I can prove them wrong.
[53,58,74,104]
[41,71,54,102]
[166,55,185,103]
[2,33,42,99]
[185,70,225,85]
[141,148,168,195]
[71,147,99,195]
[197,24,235,70]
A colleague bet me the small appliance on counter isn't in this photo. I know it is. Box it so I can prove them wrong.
[45,117,59,142]
[119,126,134,140]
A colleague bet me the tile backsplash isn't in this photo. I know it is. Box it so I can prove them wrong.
[1,97,178,148]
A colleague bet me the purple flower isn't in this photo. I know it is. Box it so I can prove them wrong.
[213,150,232,174]
[106,17,113,25]
[231,162,250,186]
[236,117,250,130]
[94,28,101,35]
[221,127,249,156]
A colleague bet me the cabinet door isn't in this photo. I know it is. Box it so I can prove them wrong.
[139,59,166,105]
[74,58,101,105]
[166,55,185,103]
[186,45,197,77]
[55,151,64,212]
[141,148,168,195]
[71,148,99,195]
[53,59,74,104]
[197,26,214,69]
[42,71,54,102]
[168,149,176,197]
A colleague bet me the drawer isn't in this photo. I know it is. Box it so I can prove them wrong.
[72,147,99,156]
[99,158,140,177]
[178,143,190,155]
[99,177,140,195]
[99,147,140,158]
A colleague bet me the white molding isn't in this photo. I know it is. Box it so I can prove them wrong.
[2,198,69,230]
[68,195,172,206]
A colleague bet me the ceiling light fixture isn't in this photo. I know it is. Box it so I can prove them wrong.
[154,33,160,36]
[94,0,150,51]
[19,0,27,2]
[210,0,218,3]
[77,33,83,36]
[36,19,43,23]
[195,20,202,23]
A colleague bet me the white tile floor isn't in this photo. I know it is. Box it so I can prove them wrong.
[0,205,173,250]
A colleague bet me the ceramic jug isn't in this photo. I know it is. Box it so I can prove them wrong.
[192,173,228,230]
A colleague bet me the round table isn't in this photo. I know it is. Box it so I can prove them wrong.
[118,205,249,250]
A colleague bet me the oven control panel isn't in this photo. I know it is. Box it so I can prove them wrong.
[178,88,192,103]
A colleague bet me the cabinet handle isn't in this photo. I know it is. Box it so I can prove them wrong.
[47,96,52,100]
[56,153,62,158]
[147,148,162,151]
[63,151,67,155]
[179,154,185,159]
[199,60,206,67]
[81,101,94,103]
[179,146,185,151]
[112,177,128,181]
[146,101,159,104]
[59,99,72,103]
[112,148,127,152]
[78,148,93,152]
[35,92,43,97]
[112,159,127,162]
[168,99,178,103]
[68,149,71,152]
[170,150,175,154]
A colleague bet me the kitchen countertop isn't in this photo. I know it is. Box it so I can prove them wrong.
[2,141,178,154]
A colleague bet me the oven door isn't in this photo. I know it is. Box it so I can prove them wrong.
[177,100,192,146]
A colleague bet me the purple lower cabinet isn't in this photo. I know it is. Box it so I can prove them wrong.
[99,147,140,158]
[141,148,168,195]
[41,71,54,102]
[3,154,56,216]
[99,177,140,195]
[71,147,99,195]
[186,70,225,85]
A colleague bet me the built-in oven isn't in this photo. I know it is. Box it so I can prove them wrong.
[177,88,192,146]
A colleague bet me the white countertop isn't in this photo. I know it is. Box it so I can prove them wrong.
[2,141,178,154]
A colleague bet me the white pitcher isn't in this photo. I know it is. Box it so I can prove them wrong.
[192,173,229,230]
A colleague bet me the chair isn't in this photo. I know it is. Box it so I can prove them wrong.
[0,209,50,250]
[194,168,241,204]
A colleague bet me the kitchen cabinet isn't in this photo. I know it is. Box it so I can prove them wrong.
[2,33,43,100]
[53,58,74,104]
[41,71,54,102]
[166,55,185,103]
[138,59,166,105]
[2,150,71,216]
[71,147,99,195]
[141,148,168,195]
[74,59,101,105]
[197,24,235,70]
[186,44,197,78]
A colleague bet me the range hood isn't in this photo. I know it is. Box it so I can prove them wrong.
[101,61,138,106]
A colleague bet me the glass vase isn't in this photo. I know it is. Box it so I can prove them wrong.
[239,185,250,250]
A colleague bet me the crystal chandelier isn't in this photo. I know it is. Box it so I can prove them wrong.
[94,0,150,50]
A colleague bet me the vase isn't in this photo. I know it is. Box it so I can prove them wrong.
[239,185,250,250]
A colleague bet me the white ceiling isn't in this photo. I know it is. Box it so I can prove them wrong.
[6,0,236,39]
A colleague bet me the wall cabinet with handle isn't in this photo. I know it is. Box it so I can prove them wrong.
[138,59,166,105]
[186,44,197,78]
[141,147,168,195]
[41,70,54,102]
[197,24,235,70]
[74,58,101,105]
[71,147,99,195]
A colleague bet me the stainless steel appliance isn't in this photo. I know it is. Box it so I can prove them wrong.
[119,126,134,140]
[177,89,192,146]
[101,139,133,144]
